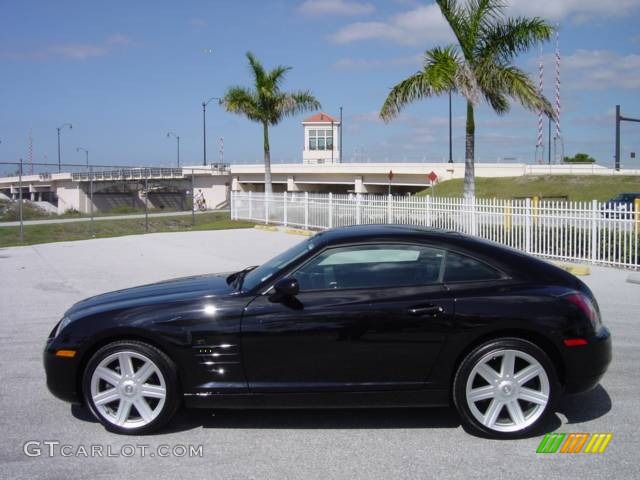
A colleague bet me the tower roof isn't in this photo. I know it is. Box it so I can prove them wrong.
[303,112,338,123]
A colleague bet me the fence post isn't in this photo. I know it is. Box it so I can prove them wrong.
[591,199,598,263]
[525,198,532,253]
[283,191,288,227]
[356,193,361,225]
[388,194,393,224]
[248,191,252,220]
[425,195,432,227]
[89,166,95,237]
[471,197,478,236]
[304,191,309,230]
[328,192,333,229]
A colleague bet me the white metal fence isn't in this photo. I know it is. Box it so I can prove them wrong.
[231,191,640,269]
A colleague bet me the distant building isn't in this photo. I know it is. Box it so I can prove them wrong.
[302,112,340,165]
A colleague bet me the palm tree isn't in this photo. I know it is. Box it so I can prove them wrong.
[221,52,321,195]
[380,0,555,199]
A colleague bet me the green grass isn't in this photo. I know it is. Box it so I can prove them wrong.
[0,211,255,247]
[0,200,192,221]
[418,175,640,202]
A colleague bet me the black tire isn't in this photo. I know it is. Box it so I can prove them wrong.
[453,337,559,439]
[82,340,180,435]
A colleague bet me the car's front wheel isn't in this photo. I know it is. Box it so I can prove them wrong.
[82,340,180,434]
[453,338,559,438]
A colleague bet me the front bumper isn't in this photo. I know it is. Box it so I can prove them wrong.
[562,326,612,394]
[43,339,83,404]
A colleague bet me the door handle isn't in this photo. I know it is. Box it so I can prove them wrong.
[408,305,444,316]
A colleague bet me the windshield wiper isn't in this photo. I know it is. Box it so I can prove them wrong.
[226,265,258,290]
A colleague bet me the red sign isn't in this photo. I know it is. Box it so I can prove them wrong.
[428,171,438,183]
[388,170,394,181]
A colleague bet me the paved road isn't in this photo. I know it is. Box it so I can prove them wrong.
[0,229,637,479]
[0,209,228,227]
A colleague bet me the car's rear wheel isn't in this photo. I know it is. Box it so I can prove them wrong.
[82,340,180,434]
[453,338,558,438]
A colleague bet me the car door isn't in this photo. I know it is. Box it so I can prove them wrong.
[240,242,455,393]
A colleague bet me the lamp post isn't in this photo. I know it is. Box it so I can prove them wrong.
[202,97,220,166]
[448,91,453,163]
[615,105,640,171]
[76,147,89,167]
[57,123,72,172]
[166,131,180,167]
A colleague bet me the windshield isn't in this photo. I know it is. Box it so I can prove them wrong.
[240,238,316,291]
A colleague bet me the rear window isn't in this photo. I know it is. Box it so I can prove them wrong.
[443,252,503,283]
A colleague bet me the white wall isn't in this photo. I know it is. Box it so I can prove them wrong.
[302,122,340,164]
[193,175,230,209]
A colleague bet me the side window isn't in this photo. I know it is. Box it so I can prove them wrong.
[443,251,502,283]
[293,244,445,291]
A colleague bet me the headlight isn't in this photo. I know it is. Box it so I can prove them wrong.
[54,316,72,338]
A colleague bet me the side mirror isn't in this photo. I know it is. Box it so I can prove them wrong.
[273,277,299,298]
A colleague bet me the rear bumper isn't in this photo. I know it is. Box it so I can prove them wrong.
[562,326,612,394]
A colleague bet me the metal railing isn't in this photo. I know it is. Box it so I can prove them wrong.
[231,191,640,269]
[71,168,184,181]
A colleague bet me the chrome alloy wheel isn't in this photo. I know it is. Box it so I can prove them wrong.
[465,349,550,433]
[90,351,167,429]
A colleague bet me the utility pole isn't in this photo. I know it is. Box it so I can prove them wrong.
[57,123,72,172]
[448,91,453,163]
[76,147,89,167]
[615,105,640,171]
[167,131,180,167]
[202,97,220,166]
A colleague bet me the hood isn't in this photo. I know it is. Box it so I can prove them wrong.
[65,273,236,320]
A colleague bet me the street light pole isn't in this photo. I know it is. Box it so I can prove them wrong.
[76,147,89,167]
[202,97,220,166]
[57,123,72,172]
[166,131,180,167]
[615,104,640,171]
[448,91,453,163]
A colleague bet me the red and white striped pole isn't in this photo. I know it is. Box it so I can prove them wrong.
[537,51,544,149]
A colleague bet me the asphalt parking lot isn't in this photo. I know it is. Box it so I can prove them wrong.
[1,228,638,479]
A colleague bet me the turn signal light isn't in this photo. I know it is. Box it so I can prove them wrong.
[55,350,77,358]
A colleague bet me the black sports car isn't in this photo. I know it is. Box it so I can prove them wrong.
[44,225,611,437]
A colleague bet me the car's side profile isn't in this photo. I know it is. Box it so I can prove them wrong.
[44,225,611,438]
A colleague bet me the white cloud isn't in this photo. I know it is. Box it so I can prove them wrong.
[547,49,640,90]
[298,0,374,16]
[331,4,453,45]
[1,34,133,61]
[332,1,640,47]
[507,0,640,21]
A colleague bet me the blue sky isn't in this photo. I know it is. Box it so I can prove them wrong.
[1,0,639,171]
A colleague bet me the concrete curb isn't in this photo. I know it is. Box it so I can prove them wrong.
[253,224,279,232]
[551,262,591,276]
[254,225,314,236]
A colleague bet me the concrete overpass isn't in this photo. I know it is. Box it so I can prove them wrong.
[0,162,637,215]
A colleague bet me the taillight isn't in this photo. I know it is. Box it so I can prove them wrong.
[562,292,600,330]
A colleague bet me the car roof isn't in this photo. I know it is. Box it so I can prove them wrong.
[314,224,462,245]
